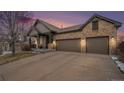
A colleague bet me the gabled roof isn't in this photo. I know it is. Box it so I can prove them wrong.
[60,14,122,33]
[80,14,122,29]
[37,19,60,32]
[28,27,39,36]
[27,19,60,36]
[36,19,83,33]
[28,14,122,35]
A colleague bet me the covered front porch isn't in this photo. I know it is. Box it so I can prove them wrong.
[28,31,56,49]
[27,19,59,50]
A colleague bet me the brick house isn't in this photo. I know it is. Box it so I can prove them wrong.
[27,14,122,55]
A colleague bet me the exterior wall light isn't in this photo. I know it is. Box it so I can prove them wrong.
[111,36,115,43]
[110,36,116,50]
[53,40,56,49]
[111,36,114,40]
[80,39,85,47]
[80,38,86,53]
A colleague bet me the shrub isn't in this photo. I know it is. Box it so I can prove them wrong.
[21,44,31,51]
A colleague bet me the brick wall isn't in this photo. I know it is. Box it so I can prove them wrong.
[54,18,117,54]
[81,19,117,54]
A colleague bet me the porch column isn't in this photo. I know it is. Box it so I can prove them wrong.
[48,33,53,43]
[48,33,52,43]
[29,37,32,47]
[48,33,54,49]
[37,35,40,48]
[35,37,38,48]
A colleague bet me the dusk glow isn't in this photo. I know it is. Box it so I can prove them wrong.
[33,11,124,36]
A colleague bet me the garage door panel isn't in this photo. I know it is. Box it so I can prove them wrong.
[86,37,109,54]
[57,39,80,52]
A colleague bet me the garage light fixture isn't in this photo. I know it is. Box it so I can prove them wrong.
[111,36,115,43]
[111,36,114,39]
[80,38,86,53]
[80,38,86,48]
[111,36,116,47]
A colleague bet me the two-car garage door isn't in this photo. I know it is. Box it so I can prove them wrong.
[56,39,81,52]
[56,37,109,54]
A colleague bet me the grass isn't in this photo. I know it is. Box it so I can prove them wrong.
[0,52,36,65]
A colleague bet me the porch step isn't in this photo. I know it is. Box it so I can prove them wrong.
[32,48,56,54]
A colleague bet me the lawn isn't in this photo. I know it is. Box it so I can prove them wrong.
[0,52,36,65]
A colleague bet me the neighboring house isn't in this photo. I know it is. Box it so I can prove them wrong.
[0,31,27,54]
[0,34,10,53]
[27,14,122,55]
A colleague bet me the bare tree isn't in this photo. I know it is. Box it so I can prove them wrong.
[0,11,32,55]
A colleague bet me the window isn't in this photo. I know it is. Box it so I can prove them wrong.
[92,20,98,30]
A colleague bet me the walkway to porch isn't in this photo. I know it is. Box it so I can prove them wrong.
[31,48,56,53]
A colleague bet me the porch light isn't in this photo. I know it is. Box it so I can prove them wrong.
[80,39,86,47]
[19,35,22,41]
[53,41,56,49]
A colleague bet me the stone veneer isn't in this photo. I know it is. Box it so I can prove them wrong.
[54,18,118,54]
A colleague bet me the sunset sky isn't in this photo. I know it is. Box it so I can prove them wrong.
[33,11,124,36]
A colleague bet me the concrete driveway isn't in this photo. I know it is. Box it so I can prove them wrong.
[0,51,124,81]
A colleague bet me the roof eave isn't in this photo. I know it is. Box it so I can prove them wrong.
[80,14,122,30]
[57,28,82,34]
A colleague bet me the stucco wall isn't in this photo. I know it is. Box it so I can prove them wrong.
[54,19,117,54]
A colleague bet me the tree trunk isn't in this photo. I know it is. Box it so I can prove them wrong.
[11,31,15,55]
[11,40,15,55]
[29,37,32,48]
